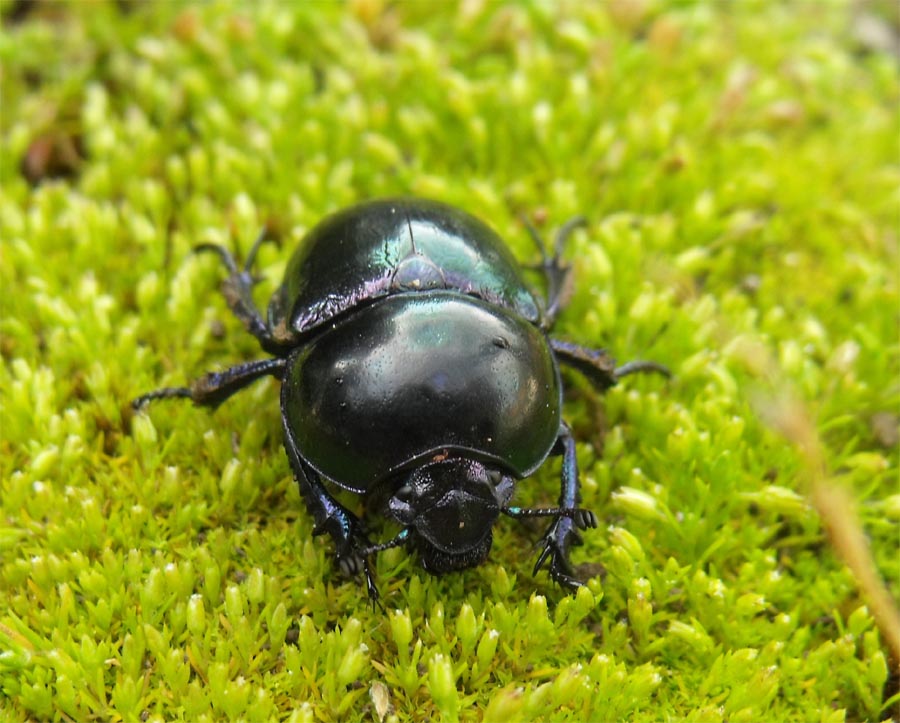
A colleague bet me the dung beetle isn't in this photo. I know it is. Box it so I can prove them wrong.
[134,198,668,603]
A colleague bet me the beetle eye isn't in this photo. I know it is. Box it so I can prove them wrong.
[388,485,417,524]
[487,470,502,485]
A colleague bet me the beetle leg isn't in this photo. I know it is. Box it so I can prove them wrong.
[194,230,285,356]
[532,421,599,589]
[132,357,285,410]
[361,528,411,556]
[550,338,671,391]
[280,389,381,604]
[524,216,586,328]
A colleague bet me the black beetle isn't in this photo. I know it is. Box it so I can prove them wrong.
[134,198,667,603]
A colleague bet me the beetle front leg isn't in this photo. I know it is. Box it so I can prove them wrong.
[280,393,380,603]
[195,230,286,356]
[533,422,599,589]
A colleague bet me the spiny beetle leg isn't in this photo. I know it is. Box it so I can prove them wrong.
[282,386,382,604]
[132,357,285,410]
[524,215,586,328]
[531,422,591,589]
[195,230,284,355]
[550,338,671,391]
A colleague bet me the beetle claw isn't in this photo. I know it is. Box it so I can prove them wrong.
[329,519,386,606]
[534,540,582,590]
[362,558,383,612]
[549,567,584,590]
[533,511,589,591]
[243,228,276,274]
[194,242,240,275]
[338,553,361,576]
[337,546,383,608]
[572,509,598,530]
[532,543,553,576]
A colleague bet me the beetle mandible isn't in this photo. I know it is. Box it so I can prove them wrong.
[134,198,668,603]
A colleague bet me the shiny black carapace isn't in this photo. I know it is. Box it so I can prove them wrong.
[134,198,667,602]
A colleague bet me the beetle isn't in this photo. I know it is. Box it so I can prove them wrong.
[134,198,668,603]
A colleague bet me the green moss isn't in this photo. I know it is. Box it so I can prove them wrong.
[1,1,897,720]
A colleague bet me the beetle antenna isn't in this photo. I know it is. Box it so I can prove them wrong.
[360,528,411,557]
[503,506,598,530]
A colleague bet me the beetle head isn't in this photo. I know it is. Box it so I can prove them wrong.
[387,458,512,574]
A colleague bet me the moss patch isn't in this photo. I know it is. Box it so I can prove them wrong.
[2,1,898,721]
